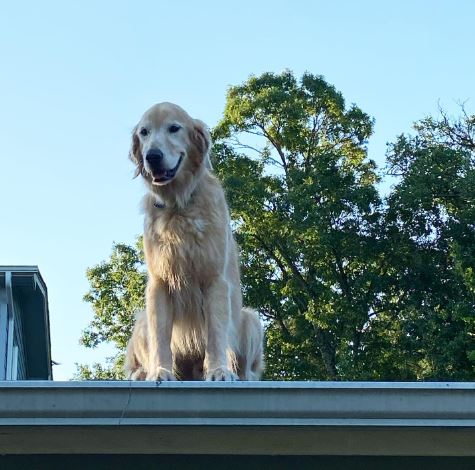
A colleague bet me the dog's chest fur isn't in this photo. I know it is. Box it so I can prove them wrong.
[144,199,225,292]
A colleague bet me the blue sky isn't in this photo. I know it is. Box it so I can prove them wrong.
[1,1,474,380]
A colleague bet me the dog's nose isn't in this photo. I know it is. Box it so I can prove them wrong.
[146,149,164,166]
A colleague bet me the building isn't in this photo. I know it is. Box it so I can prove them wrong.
[0,266,52,380]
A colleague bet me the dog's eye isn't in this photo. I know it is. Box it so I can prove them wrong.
[169,124,181,133]
[139,127,149,137]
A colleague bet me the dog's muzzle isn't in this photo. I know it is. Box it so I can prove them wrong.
[146,149,183,185]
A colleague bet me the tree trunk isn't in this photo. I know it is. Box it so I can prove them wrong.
[314,328,338,379]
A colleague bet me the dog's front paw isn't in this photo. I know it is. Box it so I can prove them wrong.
[205,367,238,381]
[129,367,147,380]
[146,367,176,381]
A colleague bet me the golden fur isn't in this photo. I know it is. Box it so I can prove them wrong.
[125,102,263,381]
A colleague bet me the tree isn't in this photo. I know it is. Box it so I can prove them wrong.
[375,108,475,380]
[76,72,475,382]
[212,71,384,380]
[76,240,146,379]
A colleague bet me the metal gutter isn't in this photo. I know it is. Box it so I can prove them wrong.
[1,381,474,455]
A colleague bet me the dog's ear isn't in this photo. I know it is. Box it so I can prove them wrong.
[191,119,212,169]
[129,126,144,178]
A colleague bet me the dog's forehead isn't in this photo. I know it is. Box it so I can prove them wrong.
[141,102,192,127]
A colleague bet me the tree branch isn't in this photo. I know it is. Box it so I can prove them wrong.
[253,121,289,175]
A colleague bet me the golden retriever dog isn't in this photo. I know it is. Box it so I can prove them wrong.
[125,102,263,381]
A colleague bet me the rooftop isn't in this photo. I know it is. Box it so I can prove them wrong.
[1,380,474,456]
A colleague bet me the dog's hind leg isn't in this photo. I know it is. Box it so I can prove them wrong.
[237,308,264,380]
[124,310,149,380]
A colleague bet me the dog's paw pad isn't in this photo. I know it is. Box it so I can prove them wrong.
[205,367,238,381]
[129,367,147,381]
[146,367,176,381]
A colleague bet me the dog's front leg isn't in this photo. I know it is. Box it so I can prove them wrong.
[204,277,237,381]
[145,279,176,381]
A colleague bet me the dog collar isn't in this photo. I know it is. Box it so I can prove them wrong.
[152,188,197,210]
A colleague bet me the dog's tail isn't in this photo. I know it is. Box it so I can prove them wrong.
[238,308,264,380]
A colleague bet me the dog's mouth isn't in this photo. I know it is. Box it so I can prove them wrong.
[151,156,183,185]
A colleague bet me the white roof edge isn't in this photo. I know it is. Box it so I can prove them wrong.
[0,265,47,291]
[0,265,40,272]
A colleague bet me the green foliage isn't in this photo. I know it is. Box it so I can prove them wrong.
[378,111,475,380]
[73,355,126,380]
[75,240,146,379]
[213,71,383,380]
[76,71,475,381]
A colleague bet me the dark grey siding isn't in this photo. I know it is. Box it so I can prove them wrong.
[12,299,26,379]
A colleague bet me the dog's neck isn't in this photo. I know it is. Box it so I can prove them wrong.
[153,200,166,209]
[150,168,207,211]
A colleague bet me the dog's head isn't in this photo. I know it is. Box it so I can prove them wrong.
[130,102,211,187]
